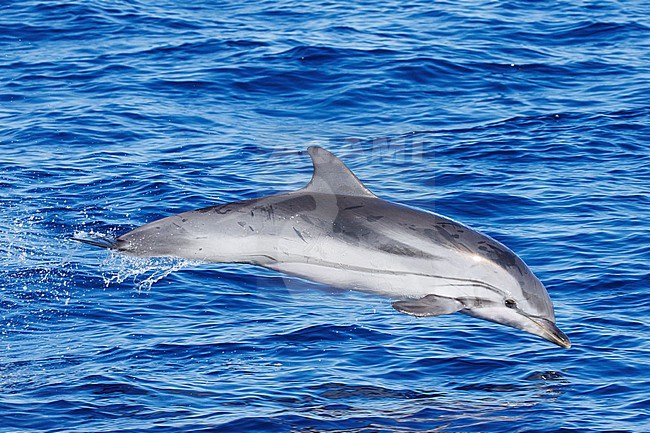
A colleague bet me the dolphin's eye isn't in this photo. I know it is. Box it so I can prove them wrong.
[505,299,517,309]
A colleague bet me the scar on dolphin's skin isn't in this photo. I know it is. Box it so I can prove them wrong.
[293,227,307,243]
[73,146,570,349]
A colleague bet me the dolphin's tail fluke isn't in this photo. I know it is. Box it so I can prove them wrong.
[71,233,120,250]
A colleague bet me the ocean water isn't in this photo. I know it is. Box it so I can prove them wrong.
[1,1,649,431]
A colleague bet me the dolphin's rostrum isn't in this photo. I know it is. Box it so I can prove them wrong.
[75,146,570,349]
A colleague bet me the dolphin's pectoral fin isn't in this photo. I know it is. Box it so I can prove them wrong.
[392,295,464,317]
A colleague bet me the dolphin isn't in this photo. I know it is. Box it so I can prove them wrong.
[75,146,570,348]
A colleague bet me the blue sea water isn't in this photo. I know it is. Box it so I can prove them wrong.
[1,0,649,431]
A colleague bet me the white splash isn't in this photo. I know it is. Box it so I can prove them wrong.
[72,229,198,291]
[99,252,196,292]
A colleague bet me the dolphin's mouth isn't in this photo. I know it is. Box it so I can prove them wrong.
[530,317,571,349]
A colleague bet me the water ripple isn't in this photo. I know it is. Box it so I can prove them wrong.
[1,0,649,432]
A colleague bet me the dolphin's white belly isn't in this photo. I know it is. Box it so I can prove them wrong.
[260,236,514,301]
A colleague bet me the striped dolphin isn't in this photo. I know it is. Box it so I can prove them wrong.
[76,146,570,348]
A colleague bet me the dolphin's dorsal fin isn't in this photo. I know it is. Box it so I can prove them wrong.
[303,146,375,197]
